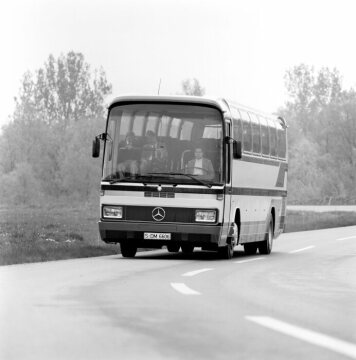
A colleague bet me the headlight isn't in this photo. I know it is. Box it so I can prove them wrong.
[102,206,123,219]
[195,210,216,223]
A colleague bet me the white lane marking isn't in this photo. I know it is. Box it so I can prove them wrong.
[182,268,213,277]
[336,236,356,241]
[289,245,315,254]
[171,283,201,295]
[246,316,356,359]
[234,257,265,264]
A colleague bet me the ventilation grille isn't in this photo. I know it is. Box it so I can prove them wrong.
[144,191,175,198]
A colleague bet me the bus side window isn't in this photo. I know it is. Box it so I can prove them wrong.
[269,120,278,157]
[277,125,287,159]
[259,116,270,156]
[231,107,242,143]
[240,110,252,152]
[250,113,261,154]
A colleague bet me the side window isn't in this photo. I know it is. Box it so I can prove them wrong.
[240,110,252,152]
[145,113,159,133]
[132,113,145,137]
[169,118,181,138]
[180,121,193,140]
[250,113,261,154]
[259,116,270,156]
[277,123,287,159]
[269,119,278,157]
[157,115,171,137]
[231,107,242,142]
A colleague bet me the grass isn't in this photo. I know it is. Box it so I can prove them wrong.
[0,202,355,265]
[0,200,118,266]
[285,210,356,233]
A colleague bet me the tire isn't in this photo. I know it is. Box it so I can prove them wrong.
[120,243,137,258]
[244,242,258,255]
[181,244,194,254]
[218,242,234,259]
[258,218,274,255]
[167,244,180,253]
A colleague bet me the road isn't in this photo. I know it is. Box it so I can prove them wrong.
[1,226,356,360]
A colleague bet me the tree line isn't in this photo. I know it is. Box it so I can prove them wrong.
[0,52,355,205]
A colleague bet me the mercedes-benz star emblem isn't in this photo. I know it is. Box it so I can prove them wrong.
[152,207,165,222]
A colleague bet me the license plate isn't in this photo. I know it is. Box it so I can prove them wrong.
[144,232,171,240]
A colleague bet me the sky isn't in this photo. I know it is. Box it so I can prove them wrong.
[1,0,356,129]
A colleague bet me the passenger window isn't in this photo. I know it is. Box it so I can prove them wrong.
[169,118,181,138]
[132,113,145,137]
[269,120,278,157]
[250,113,261,154]
[240,110,252,152]
[180,121,193,140]
[231,107,242,143]
[157,115,171,137]
[277,125,287,159]
[145,113,159,133]
[259,116,270,156]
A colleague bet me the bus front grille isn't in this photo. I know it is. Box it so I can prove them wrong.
[144,191,175,198]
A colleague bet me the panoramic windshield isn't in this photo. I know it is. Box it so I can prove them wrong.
[103,103,223,185]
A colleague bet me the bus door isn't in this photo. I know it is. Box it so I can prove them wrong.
[223,120,233,244]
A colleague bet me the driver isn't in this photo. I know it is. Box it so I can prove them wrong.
[185,147,214,180]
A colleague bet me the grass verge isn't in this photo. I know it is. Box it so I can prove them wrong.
[285,210,356,233]
[1,203,355,265]
[0,201,118,266]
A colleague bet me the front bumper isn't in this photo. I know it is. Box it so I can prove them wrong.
[99,220,222,248]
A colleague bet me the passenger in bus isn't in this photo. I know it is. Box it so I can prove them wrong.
[139,130,168,174]
[117,131,140,178]
[185,147,215,180]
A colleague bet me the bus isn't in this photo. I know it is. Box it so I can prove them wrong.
[92,95,287,259]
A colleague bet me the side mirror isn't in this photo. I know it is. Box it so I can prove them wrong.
[233,141,242,159]
[92,137,100,158]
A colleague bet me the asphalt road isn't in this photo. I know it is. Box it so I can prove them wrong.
[1,226,356,360]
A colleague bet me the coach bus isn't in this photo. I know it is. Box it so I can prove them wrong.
[92,95,287,259]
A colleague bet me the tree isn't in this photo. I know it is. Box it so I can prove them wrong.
[181,78,205,96]
[282,64,356,204]
[0,51,112,203]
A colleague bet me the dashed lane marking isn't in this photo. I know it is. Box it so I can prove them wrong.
[182,268,214,277]
[234,257,265,264]
[288,245,315,254]
[246,316,356,359]
[171,283,201,295]
[336,236,356,241]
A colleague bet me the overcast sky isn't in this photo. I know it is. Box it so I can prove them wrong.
[1,0,356,129]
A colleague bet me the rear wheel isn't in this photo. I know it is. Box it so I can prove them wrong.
[167,244,180,253]
[244,242,258,255]
[120,243,137,258]
[258,218,274,254]
[181,244,194,254]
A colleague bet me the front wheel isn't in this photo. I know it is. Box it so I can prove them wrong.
[120,243,137,258]
[258,218,274,254]
[181,244,194,254]
[167,244,180,253]
[218,242,234,259]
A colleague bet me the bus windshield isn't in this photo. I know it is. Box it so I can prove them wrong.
[103,103,224,185]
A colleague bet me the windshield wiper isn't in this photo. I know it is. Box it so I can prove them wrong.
[103,175,138,184]
[147,172,213,188]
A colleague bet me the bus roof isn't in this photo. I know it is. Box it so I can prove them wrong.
[108,95,286,127]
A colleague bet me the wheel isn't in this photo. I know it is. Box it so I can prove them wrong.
[181,244,194,254]
[218,241,234,259]
[258,218,274,255]
[120,243,137,258]
[167,244,180,253]
[244,242,258,255]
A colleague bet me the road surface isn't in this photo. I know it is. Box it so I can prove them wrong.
[1,226,356,359]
